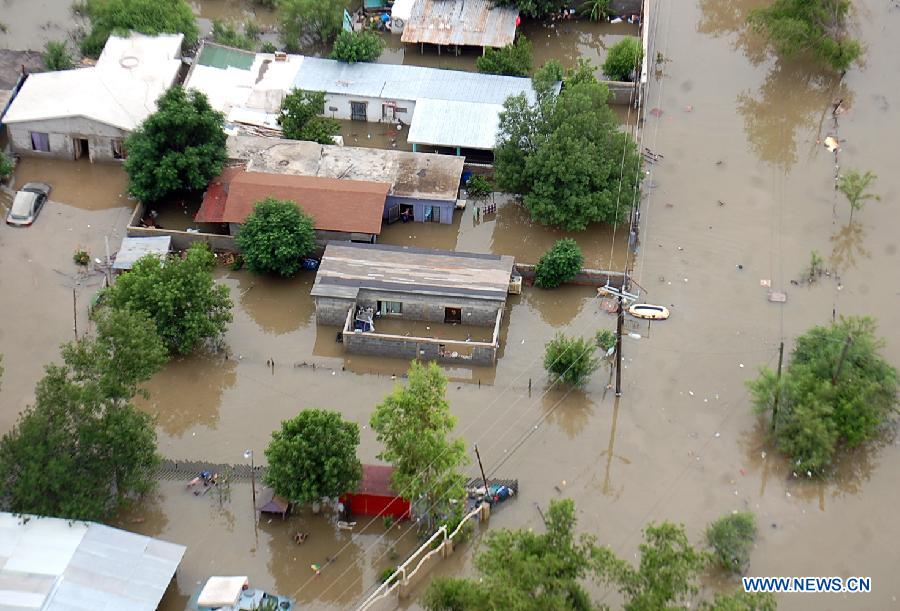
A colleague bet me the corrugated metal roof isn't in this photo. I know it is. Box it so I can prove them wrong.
[113,236,172,270]
[401,0,519,48]
[311,242,515,301]
[196,43,255,70]
[0,513,185,611]
[293,56,538,106]
[408,98,503,150]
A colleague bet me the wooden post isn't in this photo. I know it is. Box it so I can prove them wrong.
[772,341,784,431]
[474,444,489,496]
[832,335,853,385]
[72,287,78,339]
[614,296,624,396]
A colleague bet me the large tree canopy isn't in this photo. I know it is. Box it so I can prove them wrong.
[279,0,344,50]
[264,409,362,504]
[279,89,341,145]
[370,361,468,526]
[0,310,165,520]
[235,198,316,277]
[124,86,227,203]
[104,243,233,355]
[80,0,198,57]
[494,76,642,231]
[748,316,898,474]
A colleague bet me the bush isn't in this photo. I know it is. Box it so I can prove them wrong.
[0,154,13,180]
[603,37,643,82]
[43,41,74,71]
[330,30,384,63]
[747,317,898,474]
[73,249,90,266]
[466,175,492,198]
[235,198,316,276]
[211,19,258,50]
[279,0,344,50]
[475,35,532,77]
[595,329,616,353]
[544,333,599,387]
[706,512,757,574]
[80,0,198,57]
[260,41,277,53]
[279,89,341,144]
[534,238,583,289]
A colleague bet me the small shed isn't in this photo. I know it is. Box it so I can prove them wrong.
[113,236,171,271]
[341,465,410,520]
[257,487,291,519]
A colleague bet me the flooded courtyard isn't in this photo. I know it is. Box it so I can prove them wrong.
[1,0,900,609]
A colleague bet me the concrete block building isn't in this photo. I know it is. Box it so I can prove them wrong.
[1,33,183,162]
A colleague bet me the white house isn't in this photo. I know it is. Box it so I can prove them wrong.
[1,33,184,162]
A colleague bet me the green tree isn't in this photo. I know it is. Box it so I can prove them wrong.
[495,80,642,230]
[80,0,198,57]
[534,238,583,288]
[596,329,616,353]
[747,317,898,474]
[43,41,74,71]
[124,86,227,203]
[491,0,567,19]
[533,60,563,95]
[544,333,599,387]
[264,409,362,504]
[330,30,385,63]
[700,591,777,611]
[279,0,344,50]
[706,512,757,574]
[0,310,164,520]
[596,522,710,610]
[105,243,233,355]
[424,499,600,610]
[603,36,643,82]
[370,361,468,526]
[465,175,492,199]
[475,36,533,77]
[279,89,341,144]
[0,154,13,181]
[235,198,316,276]
[748,0,860,72]
[211,19,259,50]
[581,0,610,21]
[837,169,879,222]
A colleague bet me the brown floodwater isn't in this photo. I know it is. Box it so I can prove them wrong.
[2,0,900,609]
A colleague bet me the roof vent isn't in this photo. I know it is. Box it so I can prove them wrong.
[120,55,140,69]
[274,52,288,62]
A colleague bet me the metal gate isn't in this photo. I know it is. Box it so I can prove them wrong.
[351,101,367,121]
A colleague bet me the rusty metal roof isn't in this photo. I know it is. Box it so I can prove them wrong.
[401,0,519,48]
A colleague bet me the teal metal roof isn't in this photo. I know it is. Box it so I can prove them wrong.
[197,44,254,71]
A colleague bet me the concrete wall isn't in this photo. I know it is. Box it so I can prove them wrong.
[229,223,376,248]
[356,290,503,326]
[322,93,416,125]
[315,296,356,326]
[515,264,627,288]
[605,81,639,105]
[343,330,497,365]
[384,194,455,225]
[7,117,128,161]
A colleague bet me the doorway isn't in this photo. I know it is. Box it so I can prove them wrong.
[73,138,89,160]
[399,203,414,223]
[350,101,367,121]
[444,307,461,323]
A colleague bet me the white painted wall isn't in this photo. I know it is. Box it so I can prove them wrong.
[6,117,128,161]
[321,93,417,125]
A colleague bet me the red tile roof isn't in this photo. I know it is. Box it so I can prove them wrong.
[196,169,389,235]
[355,464,397,497]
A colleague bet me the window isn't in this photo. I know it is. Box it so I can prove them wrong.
[379,301,402,315]
[111,139,126,160]
[30,132,50,152]
[424,205,441,223]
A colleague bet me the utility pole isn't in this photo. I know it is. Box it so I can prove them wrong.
[72,287,78,339]
[772,341,784,432]
[244,449,256,511]
[474,444,489,497]
[614,295,624,396]
[832,335,853,385]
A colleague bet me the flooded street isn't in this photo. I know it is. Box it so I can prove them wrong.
[2,0,900,609]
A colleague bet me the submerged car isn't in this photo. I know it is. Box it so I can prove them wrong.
[6,182,51,226]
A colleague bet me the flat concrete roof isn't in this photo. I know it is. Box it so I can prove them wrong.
[113,236,171,270]
[311,242,515,302]
[228,135,464,202]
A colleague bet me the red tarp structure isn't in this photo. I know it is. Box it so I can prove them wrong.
[341,464,410,520]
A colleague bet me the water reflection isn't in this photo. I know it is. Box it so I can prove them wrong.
[521,285,596,327]
[12,157,131,210]
[736,61,850,170]
[830,221,870,271]
[696,0,769,65]
[542,386,593,438]
[235,271,315,335]
[139,353,237,437]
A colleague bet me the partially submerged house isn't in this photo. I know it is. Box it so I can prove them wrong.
[0,511,186,610]
[401,0,519,51]
[293,57,548,161]
[340,464,410,520]
[1,33,183,162]
[196,167,390,244]
[312,242,516,364]
[227,135,465,224]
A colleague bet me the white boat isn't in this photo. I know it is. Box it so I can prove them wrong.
[188,576,294,611]
[627,303,670,320]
